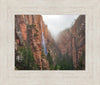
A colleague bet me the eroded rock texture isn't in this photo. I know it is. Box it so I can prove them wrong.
[57,15,85,68]
[15,15,49,69]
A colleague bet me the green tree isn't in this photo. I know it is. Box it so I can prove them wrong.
[47,50,54,69]
[54,64,60,70]
[15,46,38,70]
[58,53,74,70]
[47,50,53,65]
[76,50,85,70]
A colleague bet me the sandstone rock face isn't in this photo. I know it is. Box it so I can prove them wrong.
[15,15,50,69]
[57,15,85,68]
[42,58,49,70]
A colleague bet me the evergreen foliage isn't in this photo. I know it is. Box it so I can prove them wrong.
[54,64,60,70]
[47,50,53,66]
[27,24,36,28]
[76,50,85,70]
[15,46,39,70]
[47,50,54,70]
[57,53,74,70]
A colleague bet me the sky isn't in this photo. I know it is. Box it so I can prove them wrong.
[42,15,79,39]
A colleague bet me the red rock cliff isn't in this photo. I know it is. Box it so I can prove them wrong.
[15,15,50,69]
[57,15,85,69]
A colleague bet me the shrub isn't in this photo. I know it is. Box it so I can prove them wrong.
[57,53,74,70]
[34,33,38,37]
[76,50,85,70]
[15,46,39,70]
[54,64,60,70]
[27,24,36,28]
[47,50,53,66]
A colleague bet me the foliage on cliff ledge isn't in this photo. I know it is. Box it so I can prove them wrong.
[27,24,36,28]
[47,50,54,70]
[15,46,39,70]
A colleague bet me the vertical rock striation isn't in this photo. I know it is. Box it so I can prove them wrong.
[15,15,50,69]
[57,15,85,68]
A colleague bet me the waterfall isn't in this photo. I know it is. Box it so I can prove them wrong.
[42,32,47,55]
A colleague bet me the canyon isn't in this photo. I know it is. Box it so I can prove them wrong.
[15,15,85,70]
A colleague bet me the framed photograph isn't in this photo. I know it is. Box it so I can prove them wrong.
[0,0,100,85]
[15,15,85,70]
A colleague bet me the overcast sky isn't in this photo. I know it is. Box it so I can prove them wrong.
[42,15,79,39]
